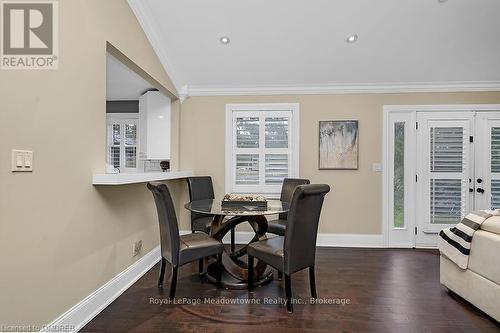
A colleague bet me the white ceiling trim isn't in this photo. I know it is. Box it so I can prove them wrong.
[127,0,182,93]
[187,81,500,96]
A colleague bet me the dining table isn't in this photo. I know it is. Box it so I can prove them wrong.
[184,199,289,289]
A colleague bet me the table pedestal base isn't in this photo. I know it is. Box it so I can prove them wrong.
[205,262,273,290]
[203,215,274,289]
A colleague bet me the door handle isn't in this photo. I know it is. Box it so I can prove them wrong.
[469,188,474,193]
[477,178,483,184]
[477,188,485,194]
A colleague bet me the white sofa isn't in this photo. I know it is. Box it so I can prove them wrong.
[440,216,500,322]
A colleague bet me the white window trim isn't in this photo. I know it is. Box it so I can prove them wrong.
[225,103,300,198]
[106,113,140,173]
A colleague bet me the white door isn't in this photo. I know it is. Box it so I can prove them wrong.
[416,112,474,247]
[386,112,416,247]
[475,112,500,210]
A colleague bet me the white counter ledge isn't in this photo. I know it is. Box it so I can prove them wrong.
[92,171,194,185]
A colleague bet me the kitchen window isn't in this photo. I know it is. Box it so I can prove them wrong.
[106,114,139,172]
[225,103,300,196]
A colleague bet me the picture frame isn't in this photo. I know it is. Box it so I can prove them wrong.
[319,120,359,170]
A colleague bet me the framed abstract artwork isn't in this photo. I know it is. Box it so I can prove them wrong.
[319,120,359,170]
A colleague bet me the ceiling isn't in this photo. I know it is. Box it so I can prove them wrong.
[106,53,155,100]
[130,0,500,94]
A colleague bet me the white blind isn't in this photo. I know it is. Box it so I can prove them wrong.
[235,154,259,184]
[430,127,464,172]
[491,127,500,173]
[265,154,288,184]
[236,117,259,148]
[265,117,288,148]
[107,117,139,171]
[430,179,464,224]
[229,106,296,195]
[429,126,467,224]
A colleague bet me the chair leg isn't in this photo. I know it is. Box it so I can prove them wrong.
[198,259,204,277]
[169,266,178,300]
[158,257,167,288]
[216,254,223,287]
[248,255,254,292]
[231,228,235,253]
[285,274,293,313]
[309,266,317,299]
[277,270,283,280]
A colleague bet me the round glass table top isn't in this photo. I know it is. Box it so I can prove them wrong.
[185,199,289,216]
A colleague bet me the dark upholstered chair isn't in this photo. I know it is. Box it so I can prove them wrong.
[186,176,236,273]
[267,178,310,236]
[147,182,223,299]
[247,184,330,312]
[186,176,215,234]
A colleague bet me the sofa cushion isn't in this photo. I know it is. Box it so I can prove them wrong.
[468,230,500,285]
[481,216,500,235]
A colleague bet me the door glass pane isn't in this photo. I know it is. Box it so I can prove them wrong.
[112,124,120,145]
[430,179,463,224]
[491,180,500,209]
[236,117,259,148]
[125,124,137,146]
[125,147,136,168]
[265,117,288,148]
[265,154,288,184]
[430,127,463,172]
[393,122,405,228]
[491,127,500,173]
[235,154,259,184]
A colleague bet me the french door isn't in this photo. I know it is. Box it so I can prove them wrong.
[475,113,500,209]
[415,111,500,246]
[386,108,500,248]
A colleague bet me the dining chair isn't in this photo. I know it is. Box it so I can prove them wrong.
[147,182,224,299]
[186,176,236,274]
[247,184,330,313]
[267,178,310,236]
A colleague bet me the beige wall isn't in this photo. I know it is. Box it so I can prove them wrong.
[0,0,181,326]
[179,92,500,234]
[2,0,500,327]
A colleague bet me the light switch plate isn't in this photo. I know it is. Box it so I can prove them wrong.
[372,163,382,172]
[11,150,33,172]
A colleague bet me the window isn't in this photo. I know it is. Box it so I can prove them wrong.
[106,114,139,172]
[226,104,299,196]
[393,122,405,228]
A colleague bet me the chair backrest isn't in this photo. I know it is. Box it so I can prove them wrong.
[147,182,180,266]
[284,184,330,274]
[186,176,215,225]
[279,178,310,220]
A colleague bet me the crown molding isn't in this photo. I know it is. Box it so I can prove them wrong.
[187,81,500,97]
[128,0,183,94]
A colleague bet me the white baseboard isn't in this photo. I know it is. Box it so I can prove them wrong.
[316,233,384,248]
[42,246,161,333]
[214,230,385,248]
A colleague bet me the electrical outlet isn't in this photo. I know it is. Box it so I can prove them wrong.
[133,240,142,257]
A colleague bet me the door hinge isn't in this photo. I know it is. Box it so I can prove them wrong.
[469,136,473,143]
[416,122,419,130]
[415,227,418,235]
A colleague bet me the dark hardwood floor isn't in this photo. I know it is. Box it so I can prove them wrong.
[82,248,499,332]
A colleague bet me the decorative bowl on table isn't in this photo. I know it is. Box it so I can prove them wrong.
[221,194,268,211]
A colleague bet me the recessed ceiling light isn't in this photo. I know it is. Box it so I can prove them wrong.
[220,36,230,45]
[346,34,358,44]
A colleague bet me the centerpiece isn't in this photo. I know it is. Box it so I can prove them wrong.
[221,194,268,211]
